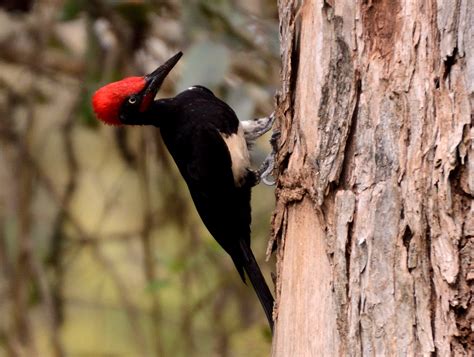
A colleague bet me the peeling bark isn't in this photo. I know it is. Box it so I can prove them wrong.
[272,0,473,355]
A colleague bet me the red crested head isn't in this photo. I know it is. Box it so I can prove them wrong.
[91,51,183,126]
[92,77,146,125]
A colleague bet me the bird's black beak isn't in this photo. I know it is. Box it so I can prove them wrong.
[138,51,182,112]
[143,51,182,99]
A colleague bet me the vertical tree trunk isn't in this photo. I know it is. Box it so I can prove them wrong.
[271,1,473,355]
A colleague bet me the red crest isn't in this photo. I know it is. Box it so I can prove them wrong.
[92,77,146,125]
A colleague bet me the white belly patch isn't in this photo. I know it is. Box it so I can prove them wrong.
[220,124,250,186]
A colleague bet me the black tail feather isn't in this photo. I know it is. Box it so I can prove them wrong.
[239,240,275,332]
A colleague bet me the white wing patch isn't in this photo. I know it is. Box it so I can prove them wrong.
[220,124,250,186]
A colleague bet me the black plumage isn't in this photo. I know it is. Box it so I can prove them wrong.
[151,88,274,330]
[93,52,275,331]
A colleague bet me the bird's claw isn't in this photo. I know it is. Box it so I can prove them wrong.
[242,112,276,142]
[256,129,280,186]
[257,155,275,186]
[269,129,280,152]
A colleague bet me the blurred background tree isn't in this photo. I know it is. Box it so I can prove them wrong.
[0,0,279,356]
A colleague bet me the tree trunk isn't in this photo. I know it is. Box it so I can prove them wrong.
[271,1,473,355]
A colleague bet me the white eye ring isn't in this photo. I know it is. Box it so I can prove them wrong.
[128,97,137,104]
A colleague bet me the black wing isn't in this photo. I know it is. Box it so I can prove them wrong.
[184,126,251,242]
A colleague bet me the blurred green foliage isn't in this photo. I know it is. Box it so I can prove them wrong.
[0,0,279,356]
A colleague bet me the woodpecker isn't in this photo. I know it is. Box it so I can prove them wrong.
[92,52,275,330]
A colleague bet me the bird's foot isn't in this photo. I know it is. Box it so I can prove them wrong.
[256,129,280,186]
[242,112,275,142]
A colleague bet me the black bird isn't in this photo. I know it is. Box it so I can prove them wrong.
[92,52,275,330]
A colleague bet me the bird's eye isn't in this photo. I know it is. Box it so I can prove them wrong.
[128,97,137,104]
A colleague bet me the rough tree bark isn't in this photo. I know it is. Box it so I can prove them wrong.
[271,1,473,355]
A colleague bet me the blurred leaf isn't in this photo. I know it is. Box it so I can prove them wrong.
[3,216,18,260]
[145,278,170,292]
[177,41,230,91]
[206,238,222,253]
[226,85,255,121]
[60,0,86,21]
[80,86,99,127]
[169,259,186,273]
[115,2,150,24]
